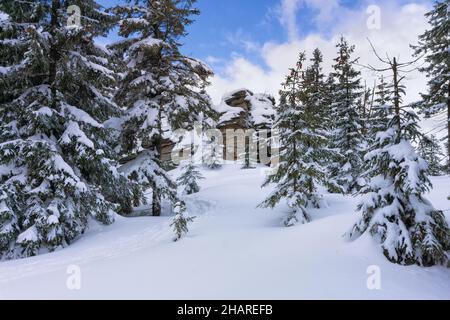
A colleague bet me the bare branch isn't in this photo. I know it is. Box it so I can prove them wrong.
[367,38,389,64]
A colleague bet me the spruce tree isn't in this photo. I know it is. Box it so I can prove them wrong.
[259,51,331,226]
[366,76,393,143]
[446,142,450,175]
[329,37,365,194]
[357,82,373,140]
[202,134,223,169]
[347,49,450,266]
[252,94,276,167]
[418,134,445,176]
[240,132,257,169]
[259,54,309,226]
[170,202,195,241]
[177,158,204,195]
[323,74,343,193]
[301,49,339,194]
[0,0,133,259]
[110,0,215,216]
[412,0,449,172]
[323,74,337,130]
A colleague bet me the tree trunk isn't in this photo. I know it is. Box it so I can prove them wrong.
[447,81,450,171]
[392,58,401,136]
[152,184,161,217]
[293,140,298,195]
[49,0,59,110]
[152,108,163,217]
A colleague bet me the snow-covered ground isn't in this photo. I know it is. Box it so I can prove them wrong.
[0,165,449,299]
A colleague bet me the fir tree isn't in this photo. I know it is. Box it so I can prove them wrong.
[412,0,449,170]
[248,93,276,168]
[170,202,195,241]
[240,131,257,169]
[347,46,450,267]
[358,75,393,189]
[259,53,309,226]
[0,0,133,259]
[358,82,373,140]
[110,0,215,216]
[301,49,339,194]
[177,158,204,195]
[446,142,450,175]
[323,74,337,130]
[329,37,365,194]
[366,76,394,143]
[323,74,343,193]
[259,51,331,226]
[202,134,223,169]
[418,134,445,176]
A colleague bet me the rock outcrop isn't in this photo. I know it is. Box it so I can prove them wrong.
[159,89,276,164]
[215,89,275,130]
[215,89,276,161]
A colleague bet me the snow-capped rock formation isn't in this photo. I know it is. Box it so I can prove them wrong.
[215,89,276,130]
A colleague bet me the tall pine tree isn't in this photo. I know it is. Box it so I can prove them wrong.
[418,134,445,176]
[323,74,344,193]
[301,48,339,195]
[366,76,393,144]
[0,0,133,259]
[110,0,215,216]
[329,37,365,194]
[347,49,450,266]
[259,51,332,226]
[412,0,449,172]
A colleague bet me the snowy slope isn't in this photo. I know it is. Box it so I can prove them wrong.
[0,165,449,299]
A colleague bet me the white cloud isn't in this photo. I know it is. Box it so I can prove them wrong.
[278,0,302,40]
[205,56,223,65]
[225,29,260,53]
[277,0,341,40]
[302,0,340,25]
[206,1,430,106]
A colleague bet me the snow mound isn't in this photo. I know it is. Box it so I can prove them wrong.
[0,165,449,299]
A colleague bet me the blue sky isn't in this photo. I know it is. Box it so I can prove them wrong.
[97,0,373,69]
[97,0,432,104]
[97,0,286,68]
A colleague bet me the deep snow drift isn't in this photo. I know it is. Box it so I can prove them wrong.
[0,164,449,299]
